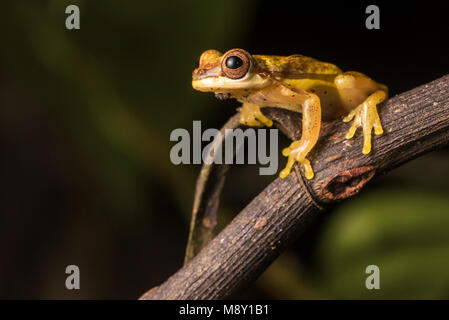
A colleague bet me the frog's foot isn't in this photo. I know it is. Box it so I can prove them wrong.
[343,92,384,154]
[239,103,273,127]
[280,140,314,180]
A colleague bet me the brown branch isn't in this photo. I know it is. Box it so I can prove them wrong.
[140,74,449,300]
[184,115,240,264]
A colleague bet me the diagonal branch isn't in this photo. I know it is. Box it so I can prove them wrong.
[140,74,449,300]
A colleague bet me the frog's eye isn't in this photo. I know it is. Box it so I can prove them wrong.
[225,56,243,69]
[221,49,251,79]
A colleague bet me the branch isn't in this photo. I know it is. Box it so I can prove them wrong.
[184,115,239,264]
[140,74,449,300]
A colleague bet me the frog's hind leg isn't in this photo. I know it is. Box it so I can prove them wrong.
[343,90,386,154]
[335,71,387,155]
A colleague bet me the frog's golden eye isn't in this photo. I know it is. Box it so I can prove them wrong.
[221,49,251,79]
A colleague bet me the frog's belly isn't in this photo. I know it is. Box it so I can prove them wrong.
[285,79,345,121]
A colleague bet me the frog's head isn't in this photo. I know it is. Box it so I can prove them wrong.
[192,49,271,97]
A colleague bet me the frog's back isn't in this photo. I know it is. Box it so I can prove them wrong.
[253,54,343,80]
[254,54,345,119]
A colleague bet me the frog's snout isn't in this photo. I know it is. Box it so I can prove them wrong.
[192,69,208,91]
[192,67,207,81]
[192,64,223,92]
[192,65,221,81]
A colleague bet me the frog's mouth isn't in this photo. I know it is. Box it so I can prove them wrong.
[214,92,231,100]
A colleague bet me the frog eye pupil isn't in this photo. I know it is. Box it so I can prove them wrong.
[225,56,243,69]
[221,50,251,79]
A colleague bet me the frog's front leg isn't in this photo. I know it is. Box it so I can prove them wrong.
[239,102,273,127]
[280,93,321,180]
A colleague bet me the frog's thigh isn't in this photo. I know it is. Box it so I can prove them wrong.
[239,102,273,127]
[280,93,321,180]
[334,72,376,110]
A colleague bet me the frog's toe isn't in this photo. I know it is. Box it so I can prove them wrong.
[345,121,359,139]
[279,170,288,179]
[374,126,383,135]
[240,116,263,127]
[300,158,314,180]
[345,113,362,139]
[279,166,292,179]
[362,135,372,154]
[373,116,384,135]
[279,153,295,178]
[343,109,356,123]
[362,145,371,154]
[249,120,264,127]
[282,146,291,157]
[259,116,273,127]
[254,110,273,127]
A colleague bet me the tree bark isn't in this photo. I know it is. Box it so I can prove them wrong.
[140,74,449,300]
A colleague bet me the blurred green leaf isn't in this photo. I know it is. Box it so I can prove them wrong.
[316,188,449,299]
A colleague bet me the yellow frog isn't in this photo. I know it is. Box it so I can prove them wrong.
[192,49,388,179]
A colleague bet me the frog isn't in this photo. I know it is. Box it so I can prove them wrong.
[192,48,388,180]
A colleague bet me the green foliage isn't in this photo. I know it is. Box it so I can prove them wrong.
[1,0,255,298]
[316,188,449,299]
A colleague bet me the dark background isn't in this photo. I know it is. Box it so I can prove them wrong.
[1,0,449,299]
